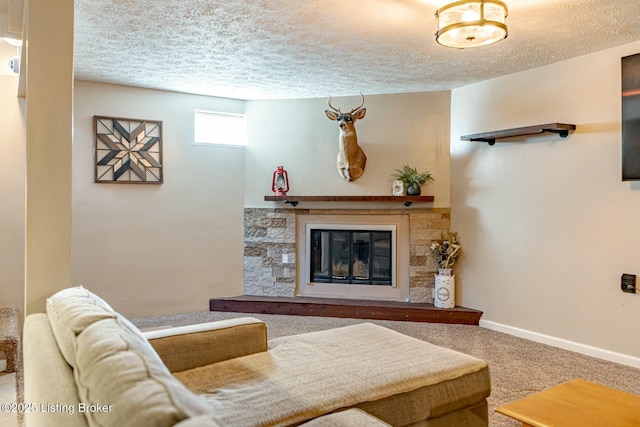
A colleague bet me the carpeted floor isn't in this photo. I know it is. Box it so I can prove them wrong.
[132,311,640,427]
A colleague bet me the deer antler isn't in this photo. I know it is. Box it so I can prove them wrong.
[327,97,341,113]
[349,93,365,114]
[327,93,365,114]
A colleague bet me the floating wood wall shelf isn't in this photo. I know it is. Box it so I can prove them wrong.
[264,195,434,207]
[461,123,576,146]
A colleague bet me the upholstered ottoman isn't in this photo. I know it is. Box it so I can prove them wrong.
[175,323,491,427]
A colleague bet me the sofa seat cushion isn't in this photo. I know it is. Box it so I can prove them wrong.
[175,323,490,427]
[298,409,391,426]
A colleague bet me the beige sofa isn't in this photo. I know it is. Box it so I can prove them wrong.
[23,287,490,427]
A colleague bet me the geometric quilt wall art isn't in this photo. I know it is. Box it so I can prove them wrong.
[94,116,163,184]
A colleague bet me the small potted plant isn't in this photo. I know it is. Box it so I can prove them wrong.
[391,164,434,195]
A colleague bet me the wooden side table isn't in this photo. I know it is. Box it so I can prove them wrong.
[496,379,640,427]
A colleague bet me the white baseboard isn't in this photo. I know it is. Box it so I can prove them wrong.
[480,320,640,369]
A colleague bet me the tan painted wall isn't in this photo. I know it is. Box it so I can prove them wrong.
[24,0,74,314]
[0,43,25,311]
[451,42,640,359]
[244,92,451,209]
[72,81,246,318]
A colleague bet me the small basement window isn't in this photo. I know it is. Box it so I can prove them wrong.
[194,110,246,147]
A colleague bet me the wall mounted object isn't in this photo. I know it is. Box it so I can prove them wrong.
[8,56,19,73]
[264,195,434,207]
[325,94,367,182]
[622,53,640,181]
[435,0,508,49]
[3,37,22,47]
[94,116,163,184]
[461,123,576,146]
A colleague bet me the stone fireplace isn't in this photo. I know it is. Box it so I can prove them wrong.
[243,207,451,303]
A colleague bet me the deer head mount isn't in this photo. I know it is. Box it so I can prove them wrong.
[325,94,367,182]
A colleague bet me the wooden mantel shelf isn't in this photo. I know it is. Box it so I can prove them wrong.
[264,195,434,207]
[461,123,576,146]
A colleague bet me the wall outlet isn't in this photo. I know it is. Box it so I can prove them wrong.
[621,274,637,294]
[8,56,19,73]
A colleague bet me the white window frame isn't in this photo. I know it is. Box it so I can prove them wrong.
[193,110,246,148]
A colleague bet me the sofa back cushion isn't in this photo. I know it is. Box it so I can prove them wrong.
[45,287,210,427]
[46,286,116,367]
[74,316,210,427]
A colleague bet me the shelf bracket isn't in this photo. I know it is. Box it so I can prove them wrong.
[469,138,496,146]
[543,128,570,138]
[283,200,298,207]
[403,201,413,207]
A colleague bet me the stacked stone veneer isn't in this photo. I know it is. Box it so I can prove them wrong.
[244,207,451,303]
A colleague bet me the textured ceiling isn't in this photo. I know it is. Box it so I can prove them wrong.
[8,1,640,99]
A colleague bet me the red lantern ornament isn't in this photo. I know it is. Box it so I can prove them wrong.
[271,166,289,196]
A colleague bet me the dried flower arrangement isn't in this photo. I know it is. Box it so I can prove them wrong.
[430,231,461,269]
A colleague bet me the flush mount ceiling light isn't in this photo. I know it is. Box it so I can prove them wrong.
[435,0,508,49]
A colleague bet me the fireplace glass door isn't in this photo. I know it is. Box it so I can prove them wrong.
[310,229,392,286]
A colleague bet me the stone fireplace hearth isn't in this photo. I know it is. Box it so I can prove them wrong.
[243,207,451,304]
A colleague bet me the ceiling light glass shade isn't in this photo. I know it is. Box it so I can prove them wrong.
[435,0,508,49]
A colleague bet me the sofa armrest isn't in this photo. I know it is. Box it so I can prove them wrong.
[24,314,89,427]
[143,317,267,372]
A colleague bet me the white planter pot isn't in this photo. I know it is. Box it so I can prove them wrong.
[434,268,455,308]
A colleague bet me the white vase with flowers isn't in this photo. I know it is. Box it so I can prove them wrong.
[430,231,461,308]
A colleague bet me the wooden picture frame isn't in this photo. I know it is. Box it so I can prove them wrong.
[392,179,404,196]
[94,116,163,184]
